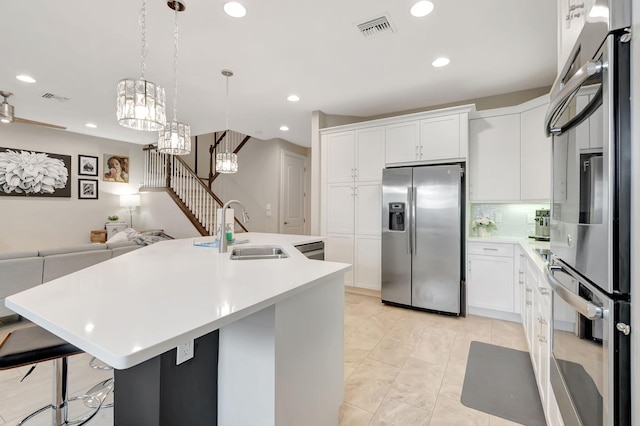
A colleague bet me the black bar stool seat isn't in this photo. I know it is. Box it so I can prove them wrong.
[0,325,105,425]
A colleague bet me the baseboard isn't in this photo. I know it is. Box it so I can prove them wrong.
[467,306,522,323]
[344,286,381,298]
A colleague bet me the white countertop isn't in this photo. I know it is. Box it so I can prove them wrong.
[6,233,351,369]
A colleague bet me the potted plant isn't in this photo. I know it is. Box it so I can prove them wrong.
[107,215,119,222]
[471,217,497,237]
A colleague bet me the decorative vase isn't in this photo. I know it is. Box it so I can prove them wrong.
[476,227,492,237]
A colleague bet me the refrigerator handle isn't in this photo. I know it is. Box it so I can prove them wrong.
[412,186,417,255]
[407,186,412,255]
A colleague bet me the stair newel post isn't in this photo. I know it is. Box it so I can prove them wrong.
[208,143,214,190]
[165,153,172,189]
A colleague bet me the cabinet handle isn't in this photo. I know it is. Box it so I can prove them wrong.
[538,287,550,296]
[415,145,420,158]
[526,288,533,293]
[526,301,532,306]
[483,248,499,251]
[420,145,424,158]
[354,168,358,178]
[538,336,547,343]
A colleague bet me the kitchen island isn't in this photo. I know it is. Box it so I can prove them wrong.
[6,233,351,425]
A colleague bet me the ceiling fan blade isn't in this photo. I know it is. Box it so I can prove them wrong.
[14,116,66,130]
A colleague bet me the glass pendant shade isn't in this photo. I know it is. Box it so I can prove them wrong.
[216,152,238,173]
[117,78,166,131]
[158,120,191,155]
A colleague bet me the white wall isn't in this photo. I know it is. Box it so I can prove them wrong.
[138,191,201,239]
[0,123,148,252]
[202,136,310,234]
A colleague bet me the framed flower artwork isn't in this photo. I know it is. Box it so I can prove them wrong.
[0,147,71,197]
[78,179,98,199]
[78,155,99,176]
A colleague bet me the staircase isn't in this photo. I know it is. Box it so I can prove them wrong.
[142,138,250,236]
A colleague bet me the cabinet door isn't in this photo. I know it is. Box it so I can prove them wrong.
[467,254,515,312]
[325,234,354,286]
[521,104,551,200]
[420,114,460,161]
[325,131,355,183]
[356,127,385,182]
[354,235,381,290]
[355,182,381,236]
[326,184,354,234]
[385,121,419,165]
[469,114,521,201]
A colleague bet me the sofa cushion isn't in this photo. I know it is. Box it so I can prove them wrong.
[42,250,112,283]
[111,245,141,257]
[38,244,107,257]
[0,251,39,261]
[106,241,139,250]
[0,257,44,318]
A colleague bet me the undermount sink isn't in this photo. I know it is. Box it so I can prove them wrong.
[229,245,289,260]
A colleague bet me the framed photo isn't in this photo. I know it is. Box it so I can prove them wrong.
[78,179,98,199]
[103,154,129,183]
[0,147,71,197]
[78,155,98,176]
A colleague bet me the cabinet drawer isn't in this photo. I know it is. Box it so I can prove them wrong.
[467,242,514,257]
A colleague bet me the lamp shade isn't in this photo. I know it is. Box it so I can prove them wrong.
[120,194,141,208]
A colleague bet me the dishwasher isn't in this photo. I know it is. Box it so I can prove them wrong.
[294,241,324,260]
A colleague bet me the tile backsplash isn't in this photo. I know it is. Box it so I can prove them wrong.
[470,203,550,238]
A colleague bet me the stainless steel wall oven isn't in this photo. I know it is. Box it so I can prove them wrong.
[544,0,631,425]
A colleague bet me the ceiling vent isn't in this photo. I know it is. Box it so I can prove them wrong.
[357,14,395,38]
[41,93,70,102]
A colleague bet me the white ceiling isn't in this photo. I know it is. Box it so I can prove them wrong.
[1,0,557,148]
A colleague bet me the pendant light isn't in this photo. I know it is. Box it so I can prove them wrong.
[116,0,167,131]
[215,70,238,173]
[158,1,191,155]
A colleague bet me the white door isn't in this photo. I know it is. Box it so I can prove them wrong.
[280,150,306,234]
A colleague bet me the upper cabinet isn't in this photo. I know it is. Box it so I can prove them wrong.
[469,96,551,202]
[469,114,521,201]
[385,107,472,166]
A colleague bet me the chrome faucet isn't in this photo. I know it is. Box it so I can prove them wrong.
[219,200,250,253]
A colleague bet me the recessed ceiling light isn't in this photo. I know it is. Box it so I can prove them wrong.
[280,126,289,132]
[85,123,98,128]
[410,1,434,17]
[16,75,36,83]
[224,2,246,17]
[432,57,450,68]
[287,95,300,102]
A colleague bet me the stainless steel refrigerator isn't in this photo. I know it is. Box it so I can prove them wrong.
[381,164,464,315]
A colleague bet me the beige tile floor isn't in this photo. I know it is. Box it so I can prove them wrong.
[340,291,528,426]
[0,292,530,425]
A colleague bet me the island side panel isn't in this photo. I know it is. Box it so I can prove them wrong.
[218,305,277,426]
[275,275,345,426]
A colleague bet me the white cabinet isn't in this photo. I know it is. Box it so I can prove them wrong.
[385,121,420,164]
[520,250,565,426]
[419,114,463,160]
[322,126,384,290]
[469,114,521,201]
[384,108,472,165]
[467,242,516,314]
[521,104,551,200]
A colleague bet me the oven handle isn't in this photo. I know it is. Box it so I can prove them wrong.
[545,60,604,136]
[546,264,603,319]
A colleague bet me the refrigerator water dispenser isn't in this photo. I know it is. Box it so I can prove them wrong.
[389,203,405,231]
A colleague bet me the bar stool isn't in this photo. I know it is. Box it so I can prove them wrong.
[0,325,107,425]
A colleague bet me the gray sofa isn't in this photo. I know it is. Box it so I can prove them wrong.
[0,241,142,318]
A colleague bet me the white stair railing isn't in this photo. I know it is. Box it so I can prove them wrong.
[143,148,219,235]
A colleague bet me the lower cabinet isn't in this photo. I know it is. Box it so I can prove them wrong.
[467,242,517,318]
[521,251,564,426]
[325,233,381,290]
